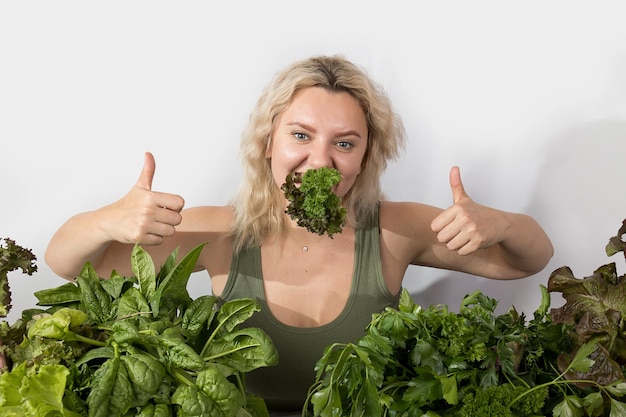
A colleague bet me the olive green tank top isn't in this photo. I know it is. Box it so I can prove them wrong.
[218,208,400,412]
[221,207,399,410]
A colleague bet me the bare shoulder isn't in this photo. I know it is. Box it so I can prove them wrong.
[379,200,442,235]
[178,205,234,233]
[172,206,235,276]
[378,201,443,264]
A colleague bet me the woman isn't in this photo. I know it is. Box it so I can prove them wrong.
[45,55,553,413]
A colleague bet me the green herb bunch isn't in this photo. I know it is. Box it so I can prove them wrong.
[0,243,278,417]
[305,219,626,417]
[281,168,347,238]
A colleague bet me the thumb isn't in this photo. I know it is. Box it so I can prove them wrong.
[449,165,469,204]
[135,152,156,190]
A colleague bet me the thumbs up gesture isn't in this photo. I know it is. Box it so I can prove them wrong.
[430,166,504,255]
[104,152,185,245]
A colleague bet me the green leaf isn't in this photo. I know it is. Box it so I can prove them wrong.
[214,298,261,334]
[100,273,134,299]
[437,374,458,405]
[0,363,80,417]
[181,295,218,349]
[403,376,442,407]
[203,327,278,372]
[116,287,151,322]
[535,284,551,318]
[582,391,603,416]
[569,341,597,373]
[131,244,156,301]
[86,357,133,417]
[172,366,245,417]
[111,320,142,344]
[552,395,584,417]
[0,361,25,406]
[610,397,626,417]
[154,335,205,370]
[27,308,89,341]
[75,346,115,367]
[155,246,179,286]
[605,381,626,396]
[121,352,167,407]
[243,393,270,417]
[281,168,346,238]
[150,243,205,318]
[135,403,173,417]
[76,262,114,323]
[34,282,80,306]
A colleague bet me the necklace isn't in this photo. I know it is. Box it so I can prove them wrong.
[286,229,312,253]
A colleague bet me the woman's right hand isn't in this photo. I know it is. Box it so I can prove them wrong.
[102,152,185,246]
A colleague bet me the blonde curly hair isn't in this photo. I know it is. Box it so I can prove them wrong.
[230,55,406,250]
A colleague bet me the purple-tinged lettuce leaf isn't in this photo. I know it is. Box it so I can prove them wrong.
[0,238,38,318]
[606,219,626,259]
[547,219,626,386]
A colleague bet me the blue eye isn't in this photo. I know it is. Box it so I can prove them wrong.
[294,132,308,140]
[337,141,353,149]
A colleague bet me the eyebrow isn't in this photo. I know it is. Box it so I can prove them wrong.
[285,121,364,140]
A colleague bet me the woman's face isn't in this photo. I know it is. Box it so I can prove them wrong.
[268,87,368,200]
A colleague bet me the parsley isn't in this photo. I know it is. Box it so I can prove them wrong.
[281,168,347,238]
[305,219,626,417]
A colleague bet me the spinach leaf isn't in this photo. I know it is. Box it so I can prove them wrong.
[203,327,279,373]
[172,365,245,417]
[3,242,278,417]
[34,282,80,306]
[135,403,173,417]
[131,244,156,301]
[181,295,217,350]
[150,243,204,318]
[76,263,115,323]
[120,352,167,407]
[86,356,133,417]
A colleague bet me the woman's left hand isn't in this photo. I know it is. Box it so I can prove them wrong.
[430,166,509,256]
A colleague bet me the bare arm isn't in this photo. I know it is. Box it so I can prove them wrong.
[45,152,185,279]
[380,167,553,291]
[427,166,554,278]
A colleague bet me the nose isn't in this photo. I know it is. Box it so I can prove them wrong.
[308,141,333,169]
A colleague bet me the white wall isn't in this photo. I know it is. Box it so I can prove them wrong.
[2,1,625,323]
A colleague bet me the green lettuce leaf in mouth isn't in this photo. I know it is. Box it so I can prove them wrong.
[281,167,347,238]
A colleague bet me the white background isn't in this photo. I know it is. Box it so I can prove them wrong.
[2,1,625,324]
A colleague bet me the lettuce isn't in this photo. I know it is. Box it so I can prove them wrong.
[0,238,37,318]
[0,362,81,416]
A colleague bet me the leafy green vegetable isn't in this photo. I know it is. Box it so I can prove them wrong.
[281,168,347,238]
[0,238,37,318]
[0,362,81,416]
[606,219,626,259]
[459,383,547,417]
[1,243,278,417]
[305,219,626,417]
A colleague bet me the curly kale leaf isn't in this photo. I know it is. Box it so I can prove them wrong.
[1,238,38,318]
[281,167,347,238]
